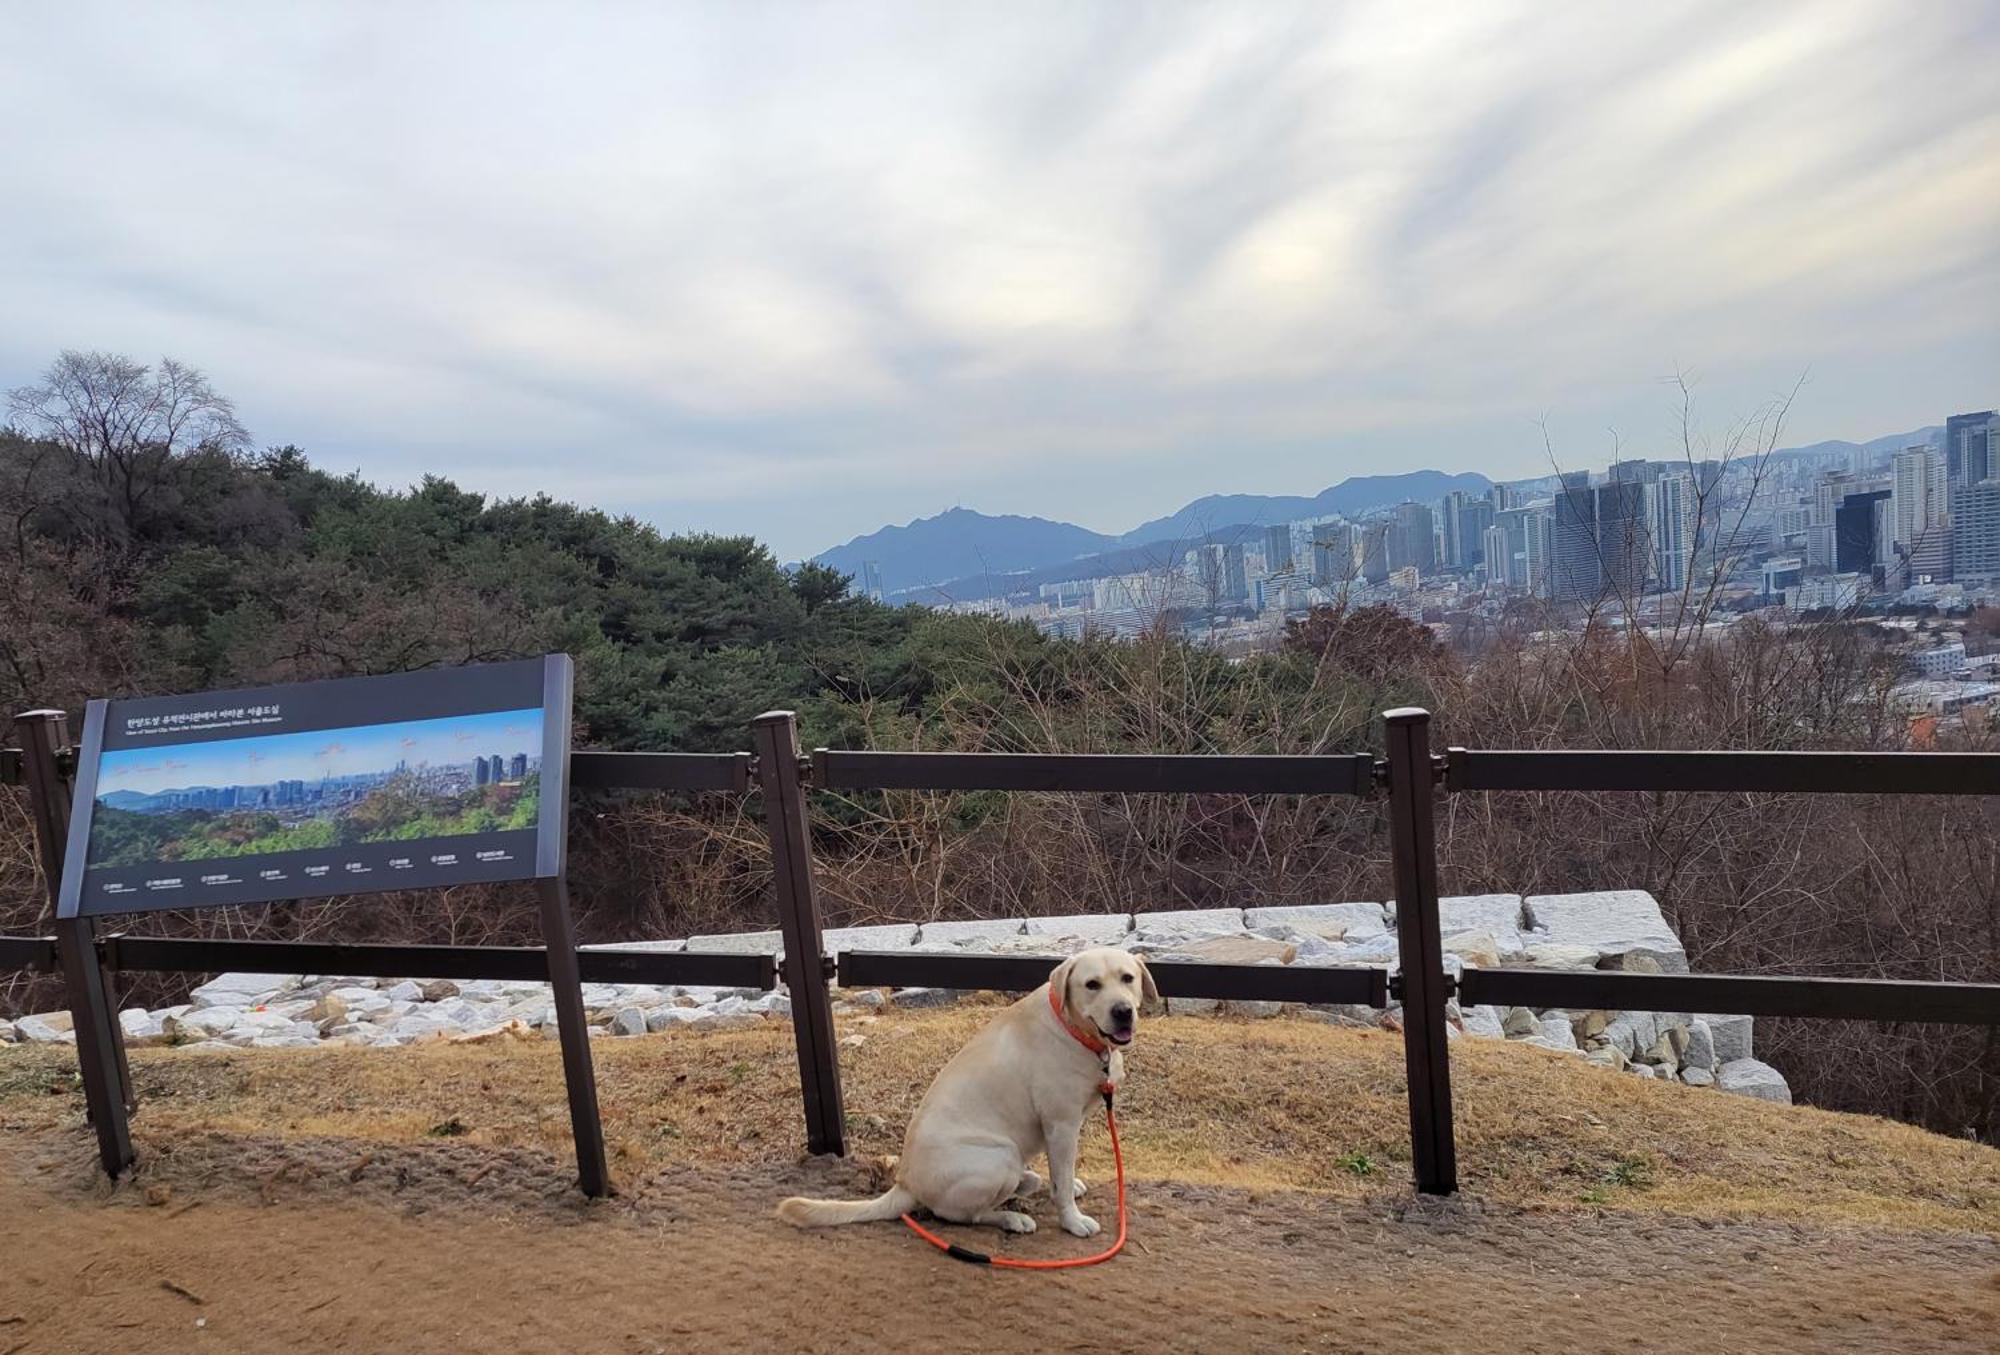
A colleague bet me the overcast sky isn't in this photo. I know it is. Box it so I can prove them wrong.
[4,3,1996,562]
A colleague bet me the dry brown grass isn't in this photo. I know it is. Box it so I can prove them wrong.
[4,1005,1995,1235]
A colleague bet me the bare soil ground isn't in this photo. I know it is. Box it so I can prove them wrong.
[3,1008,1997,1353]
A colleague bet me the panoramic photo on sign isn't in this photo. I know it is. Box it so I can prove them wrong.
[57,657,571,918]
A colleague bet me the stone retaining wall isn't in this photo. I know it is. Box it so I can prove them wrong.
[0,891,1789,1103]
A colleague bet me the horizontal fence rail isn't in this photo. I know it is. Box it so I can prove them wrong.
[569,749,753,793]
[96,936,777,990]
[1457,968,2000,1025]
[814,750,1378,796]
[1449,747,2000,796]
[0,934,57,973]
[836,949,1390,1007]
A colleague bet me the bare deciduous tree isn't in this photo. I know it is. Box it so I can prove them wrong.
[7,350,249,545]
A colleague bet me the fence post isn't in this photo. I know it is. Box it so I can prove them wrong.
[15,709,136,1176]
[752,710,846,1156]
[1383,707,1457,1195]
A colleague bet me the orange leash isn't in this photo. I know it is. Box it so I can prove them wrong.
[899,1088,1128,1269]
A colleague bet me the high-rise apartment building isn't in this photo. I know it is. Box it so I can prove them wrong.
[1646,473,1695,594]
[1481,524,1511,587]
[1310,522,1357,587]
[1387,501,1437,575]
[1263,523,1295,575]
[1440,491,1494,571]
[1361,523,1389,584]
[1594,480,1649,599]
[1945,411,1995,490]
[1222,541,1248,601]
[1892,444,1948,557]
[1550,472,1600,604]
[1834,488,1890,576]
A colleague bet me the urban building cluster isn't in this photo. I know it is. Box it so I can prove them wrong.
[868,410,2000,727]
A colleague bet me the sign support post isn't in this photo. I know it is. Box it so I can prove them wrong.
[536,652,608,1197]
[537,876,609,1197]
[16,709,134,1176]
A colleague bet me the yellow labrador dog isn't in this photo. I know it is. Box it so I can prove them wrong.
[778,946,1155,1237]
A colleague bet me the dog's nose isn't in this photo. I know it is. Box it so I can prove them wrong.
[1110,1002,1134,1024]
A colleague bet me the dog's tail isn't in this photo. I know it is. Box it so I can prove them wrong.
[776,1184,917,1228]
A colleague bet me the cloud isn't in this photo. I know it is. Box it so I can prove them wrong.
[1,1,1994,559]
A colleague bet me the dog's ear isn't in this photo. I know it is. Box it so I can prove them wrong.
[1048,955,1080,1024]
[1134,954,1160,1010]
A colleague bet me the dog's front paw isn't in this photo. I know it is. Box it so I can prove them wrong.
[996,1210,1037,1233]
[1060,1211,1101,1238]
[1070,1177,1088,1199]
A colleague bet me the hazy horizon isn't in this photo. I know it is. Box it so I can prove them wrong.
[4,2,1995,561]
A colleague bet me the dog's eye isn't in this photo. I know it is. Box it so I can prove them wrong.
[1121,974,1135,984]
[1084,979,1102,991]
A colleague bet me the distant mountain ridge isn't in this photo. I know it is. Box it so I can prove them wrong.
[811,427,1942,599]
[1112,470,1492,546]
[813,469,1491,596]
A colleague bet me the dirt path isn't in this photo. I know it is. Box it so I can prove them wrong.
[4,1128,1996,1354]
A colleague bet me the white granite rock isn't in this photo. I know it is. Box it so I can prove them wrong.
[167,1007,241,1040]
[1243,902,1388,941]
[1132,907,1246,937]
[1521,943,1602,969]
[1535,1014,1580,1051]
[1019,914,1134,945]
[1681,1066,1716,1087]
[1682,1020,1717,1073]
[15,1012,75,1043]
[1716,1057,1791,1103]
[890,987,959,1008]
[190,972,298,1009]
[822,923,921,952]
[1699,1013,1754,1063]
[610,1007,648,1037]
[1340,935,1404,964]
[1459,1004,1506,1038]
[646,1007,700,1033]
[329,987,392,1013]
[1436,895,1530,957]
[1524,891,1688,973]
[1441,930,1503,970]
[685,929,783,955]
[916,918,1027,946]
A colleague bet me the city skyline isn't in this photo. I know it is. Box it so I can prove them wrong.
[957,402,1999,649]
[98,708,543,799]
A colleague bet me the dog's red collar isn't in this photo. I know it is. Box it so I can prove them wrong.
[1049,981,1110,1057]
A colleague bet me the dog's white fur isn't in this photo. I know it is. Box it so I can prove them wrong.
[777,946,1156,1237]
